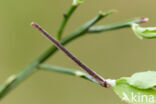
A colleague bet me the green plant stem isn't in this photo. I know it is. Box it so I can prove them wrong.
[61,10,114,44]
[39,64,100,85]
[57,4,78,40]
[0,12,147,99]
[0,11,112,99]
[88,17,149,33]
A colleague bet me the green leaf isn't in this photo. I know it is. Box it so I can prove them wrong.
[132,23,156,39]
[113,78,156,104]
[127,71,156,89]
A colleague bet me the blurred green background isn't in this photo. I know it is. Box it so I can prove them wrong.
[0,0,156,104]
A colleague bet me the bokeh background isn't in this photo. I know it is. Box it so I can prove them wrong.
[0,0,156,104]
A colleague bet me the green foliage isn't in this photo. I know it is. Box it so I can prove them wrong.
[113,71,156,104]
[127,71,156,89]
[132,23,156,39]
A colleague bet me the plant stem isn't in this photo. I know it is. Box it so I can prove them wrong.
[39,64,100,85]
[0,11,111,99]
[32,22,109,87]
[57,4,79,40]
[61,10,114,44]
[0,11,148,99]
[88,17,149,33]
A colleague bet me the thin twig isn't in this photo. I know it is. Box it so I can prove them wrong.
[57,2,81,40]
[32,22,109,87]
[39,64,100,85]
[60,10,114,44]
[88,17,149,33]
